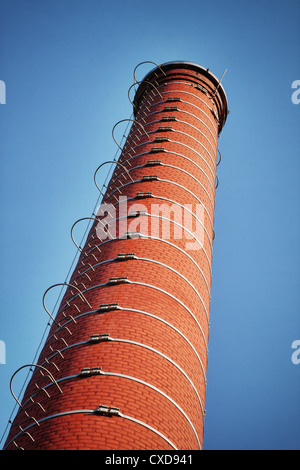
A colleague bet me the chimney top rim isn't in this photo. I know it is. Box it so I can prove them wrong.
[133,60,228,131]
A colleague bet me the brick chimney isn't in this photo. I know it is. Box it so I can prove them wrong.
[4,61,228,450]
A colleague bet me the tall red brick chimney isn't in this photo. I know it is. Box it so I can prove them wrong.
[3,61,228,450]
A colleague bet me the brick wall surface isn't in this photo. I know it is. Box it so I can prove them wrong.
[4,62,227,450]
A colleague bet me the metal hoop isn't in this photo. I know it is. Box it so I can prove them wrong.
[112,119,149,153]
[10,363,63,412]
[94,160,134,197]
[71,217,101,252]
[215,174,219,189]
[128,80,162,108]
[43,283,92,325]
[4,407,178,451]
[133,61,166,85]
[71,216,116,251]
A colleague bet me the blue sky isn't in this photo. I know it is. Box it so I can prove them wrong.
[0,0,299,450]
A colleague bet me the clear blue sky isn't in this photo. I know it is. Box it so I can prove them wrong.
[0,0,299,450]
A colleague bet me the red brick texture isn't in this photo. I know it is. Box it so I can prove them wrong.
[4,62,227,450]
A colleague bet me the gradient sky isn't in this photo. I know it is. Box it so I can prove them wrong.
[0,0,299,450]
